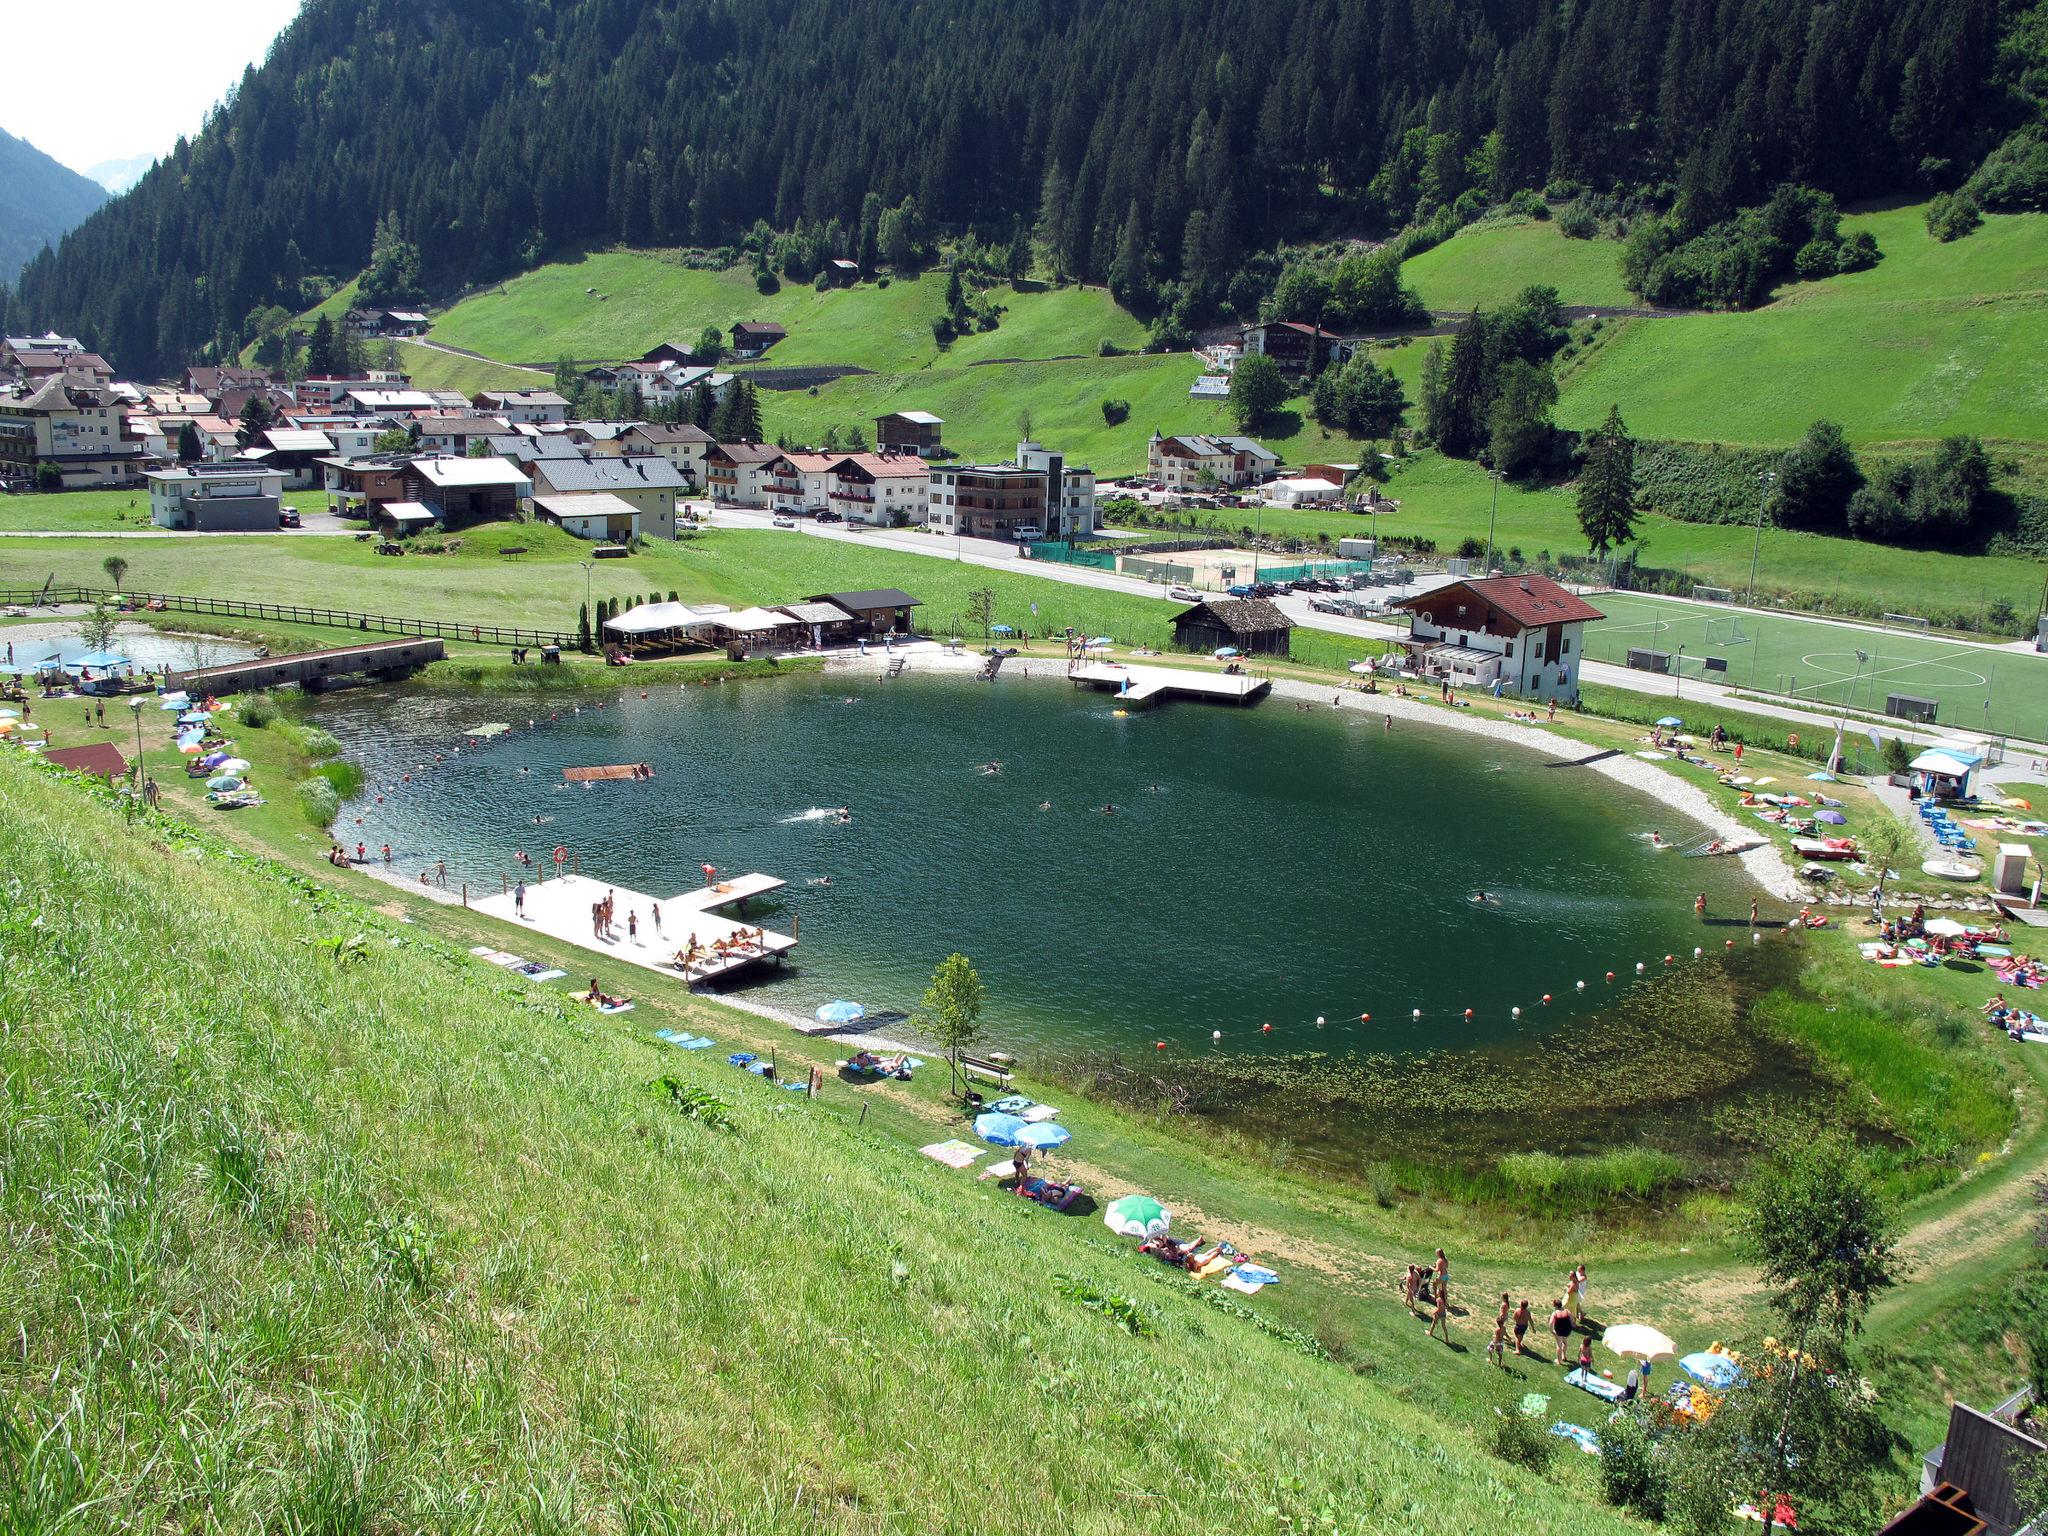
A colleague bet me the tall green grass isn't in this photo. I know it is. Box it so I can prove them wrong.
[0,755,1645,1533]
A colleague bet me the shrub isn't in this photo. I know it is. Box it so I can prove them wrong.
[296,777,340,827]
[1925,190,1983,243]
[1101,397,1131,426]
[754,269,779,294]
[1557,200,1600,240]
[313,760,364,799]
[1597,1407,1667,1518]
[930,314,956,344]
[1490,1403,1557,1472]
[1098,337,1125,357]
[239,693,278,728]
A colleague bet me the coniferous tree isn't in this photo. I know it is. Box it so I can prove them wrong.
[1576,405,1639,556]
[307,314,342,377]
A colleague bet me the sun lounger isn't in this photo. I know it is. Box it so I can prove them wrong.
[1566,1367,1626,1402]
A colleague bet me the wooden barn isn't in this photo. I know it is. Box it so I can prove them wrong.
[1170,598,1293,658]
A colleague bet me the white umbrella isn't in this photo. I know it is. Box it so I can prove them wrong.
[1923,916,1972,938]
[1602,1323,1677,1362]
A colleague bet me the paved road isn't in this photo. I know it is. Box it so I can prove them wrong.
[699,504,2048,754]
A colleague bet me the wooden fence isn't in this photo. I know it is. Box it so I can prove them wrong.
[0,586,572,648]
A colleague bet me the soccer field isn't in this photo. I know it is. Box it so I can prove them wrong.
[1580,591,2048,744]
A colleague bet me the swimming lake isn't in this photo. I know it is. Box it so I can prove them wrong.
[319,670,1759,1064]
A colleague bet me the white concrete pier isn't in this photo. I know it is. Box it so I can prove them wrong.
[472,871,795,986]
[1069,660,1268,706]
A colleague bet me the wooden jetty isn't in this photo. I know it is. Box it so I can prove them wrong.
[471,871,796,987]
[564,764,651,783]
[1069,660,1267,707]
[170,638,444,696]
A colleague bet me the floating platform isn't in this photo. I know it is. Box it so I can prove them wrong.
[471,871,794,987]
[1069,661,1268,707]
[564,764,652,782]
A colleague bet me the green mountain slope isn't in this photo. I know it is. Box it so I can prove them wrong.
[0,127,106,282]
[0,757,1645,1531]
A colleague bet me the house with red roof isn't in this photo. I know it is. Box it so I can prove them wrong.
[1391,574,1605,703]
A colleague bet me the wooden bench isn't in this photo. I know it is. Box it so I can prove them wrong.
[960,1055,1013,1088]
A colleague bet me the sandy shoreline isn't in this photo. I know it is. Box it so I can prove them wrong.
[853,651,1805,902]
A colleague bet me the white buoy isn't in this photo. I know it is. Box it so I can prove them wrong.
[1635,961,1646,973]
[1693,946,1703,958]
[1576,980,1586,991]
[1315,1015,1326,1027]
[1412,1008,1422,1020]
[1752,931,1761,943]
[1212,1030,1222,1041]
[1511,1006,1522,1018]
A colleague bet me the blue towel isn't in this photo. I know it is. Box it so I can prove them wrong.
[1232,1264,1280,1285]
[1549,1423,1601,1454]
[780,1079,809,1092]
[677,1036,714,1049]
[656,1030,682,1042]
[1566,1368,1626,1403]
[727,1053,757,1067]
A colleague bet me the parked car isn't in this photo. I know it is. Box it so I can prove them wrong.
[1226,584,1254,598]
[815,510,842,523]
[1167,585,1202,603]
[277,508,302,528]
[1013,527,1042,543]
[772,517,796,528]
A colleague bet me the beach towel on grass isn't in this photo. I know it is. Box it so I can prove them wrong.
[919,1140,982,1169]
[1020,1104,1062,1123]
[596,1000,634,1014]
[1549,1423,1601,1455]
[1566,1368,1626,1402]
[1232,1264,1280,1286]
[520,967,566,983]
[1219,1272,1268,1295]
[989,1095,1033,1114]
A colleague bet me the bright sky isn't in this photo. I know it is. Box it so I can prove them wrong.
[1,0,302,176]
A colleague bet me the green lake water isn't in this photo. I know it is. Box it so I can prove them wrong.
[320,671,1759,1066]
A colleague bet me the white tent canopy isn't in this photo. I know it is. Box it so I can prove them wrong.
[605,600,709,635]
[713,606,799,634]
[1910,748,1983,777]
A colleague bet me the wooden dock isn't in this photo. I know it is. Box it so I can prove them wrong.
[170,638,445,696]
[471,872,795,987]
[564,764,651,783]
[1070,660,1268,707]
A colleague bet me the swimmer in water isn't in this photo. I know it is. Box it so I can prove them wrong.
[1101,804,1117,815]
[1038,800,1053,811]
[806,875,832,887]
[981,761,1003,775]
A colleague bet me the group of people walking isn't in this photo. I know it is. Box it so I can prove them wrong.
[1405,1252,1593,1368]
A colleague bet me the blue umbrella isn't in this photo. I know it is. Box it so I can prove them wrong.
[198,751,229,768]
[973,1112,1031,1145]
[1679,1352,1744,1389]
[1656,715,1683,728]
[1016,1122,1071,1150]
[1214,646,1240,659]
[989,624,1015,635]
[814,999,865,1025]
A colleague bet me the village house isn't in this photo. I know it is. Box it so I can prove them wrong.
[412,413,511,455]
[1145,432,1280,490]
[0,375,143,488]
[763,450,840,515]
[703,441,781,507]
[244,427,338,489]
[147,462,286,531]
[874,409,945,458]
[1392,574,1605,703]
[293,374,373,412]
[400,455,531,529]
[342,386,438,416]
[1237,320,1350,377]
[620,422,714,484]
[14,348,112,385]
[322,456,409,517]
[472,389,570,425]
[728,321,787,358]
[1170,598,1294,658]
[484,433,584,470]
[562,420,640,457]
[927,440,1096,541]
[532,490,670,543]
[826,452,931,527]
[3,331,86,370]
[807,589,921,639]
[527,455,686,531]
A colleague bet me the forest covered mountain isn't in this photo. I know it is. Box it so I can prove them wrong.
[0,128,108,284]
[4,0,2037,377]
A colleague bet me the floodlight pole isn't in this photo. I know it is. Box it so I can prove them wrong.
[128,697,144,787]
[1747,470,1775,605]
[1674,644,1685,700]
[1485,468,1502,577]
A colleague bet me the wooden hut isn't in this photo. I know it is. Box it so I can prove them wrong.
[1170,598,1293,658]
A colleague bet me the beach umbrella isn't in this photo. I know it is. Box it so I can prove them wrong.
[1016,1122,1072,1151]
[178,739,205,754]
[197,751,228,768]
[206,775,244,791]
[1603,1324,1677,1362]
[1814,808,1847,824]
[990,624,1015,636]
[814,999,866,1025]
[1103,1194,1170,1238]
[1656,715,1683,728]
[0,720,16,734]
[1679,1352,1745,1389]
[973,1112,1031,1146]
[1090,636,1114,647]
[1214,646,1240,659]
[1923,916,1972,938]
[214,758,250,774]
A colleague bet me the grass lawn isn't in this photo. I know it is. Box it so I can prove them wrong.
[1402,218,1634,311]
[0,488,326,535]
[428,252,1149,371]
[1555,203,2048,449]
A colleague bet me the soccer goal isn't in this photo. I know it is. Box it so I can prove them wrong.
[1883,612,1931,632]
[1692,585,1736,603]
[1705,615,1751,646]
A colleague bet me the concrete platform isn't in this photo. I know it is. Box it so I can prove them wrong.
[1069,660,1267,706]
[472,871,794,987]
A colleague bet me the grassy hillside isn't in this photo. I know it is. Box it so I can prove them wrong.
[1554,204,2048,448]
[1401,219,1634,311]
[390,339,550,396]
[430,252,1150,371]
[0,754,1647,1532]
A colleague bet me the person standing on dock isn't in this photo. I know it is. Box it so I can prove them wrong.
[652,903,662,936]
[628,910,639,944]
[514,879,525,916]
